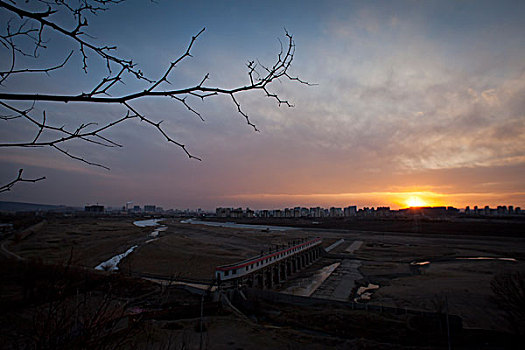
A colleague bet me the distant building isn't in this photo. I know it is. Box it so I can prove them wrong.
[144,205,156,213]
[216,207,231,217]
[446,207,460,216]
[376,207,391,216]
[329,207,343,217]
[299,207,309,217]
[310,207,321,218]
[497,206,508,215]
[344,206,357,217]
[230,208,243,218]
[358,207,373,216]
[85,205,104,213]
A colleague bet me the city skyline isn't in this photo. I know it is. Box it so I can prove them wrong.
[1,0,524,210]
[59,200,525,213]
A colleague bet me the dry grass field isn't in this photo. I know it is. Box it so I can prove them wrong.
[2,215,524,348]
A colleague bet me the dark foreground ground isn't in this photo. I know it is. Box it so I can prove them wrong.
[0,259,522,350]
[1,215,524,349]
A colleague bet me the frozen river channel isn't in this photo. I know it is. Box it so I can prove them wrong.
[93,218,167,271]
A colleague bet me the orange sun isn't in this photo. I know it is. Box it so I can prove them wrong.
[405,196,428,208]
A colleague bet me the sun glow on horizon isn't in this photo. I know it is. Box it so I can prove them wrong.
[225,190,456,209]
[405,196,429,208]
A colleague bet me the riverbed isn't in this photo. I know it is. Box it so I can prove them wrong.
[93,219,167,271]
[181,218,298,231]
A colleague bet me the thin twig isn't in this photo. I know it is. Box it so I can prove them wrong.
[0,169,45,193]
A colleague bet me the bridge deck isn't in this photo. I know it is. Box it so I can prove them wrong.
[216,237,322,281]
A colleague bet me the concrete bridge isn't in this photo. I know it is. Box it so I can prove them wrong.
[215,237,323,289]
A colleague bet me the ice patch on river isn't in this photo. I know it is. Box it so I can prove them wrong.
[457,257,517,262]
[410,256,518,267]
[134,218,167,238]
[95,245,138,271]
[133,218,165,227]
[355,283,380,302]
[149,225,167,237]
[94,219,167,271]
[181,218,298,231]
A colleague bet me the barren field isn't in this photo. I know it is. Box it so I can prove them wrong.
[3,217,318,277]
[2,215,524,347]
[353,236,525,331]
[4,217,152,267]
[122,220,324,279]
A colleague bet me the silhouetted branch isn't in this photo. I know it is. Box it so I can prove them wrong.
[0,169,45,193]
[0,51,73,85]
[0,0,147,79]
[122,101,201,161]
[0,1,311,189]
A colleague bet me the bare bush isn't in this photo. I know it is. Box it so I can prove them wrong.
[491,271,525,334]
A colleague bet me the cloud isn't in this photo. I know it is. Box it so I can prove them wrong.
[1,1,524,209]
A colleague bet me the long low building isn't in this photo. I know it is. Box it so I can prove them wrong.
[215,237,323,288]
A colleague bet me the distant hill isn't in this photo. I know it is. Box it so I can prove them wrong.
[0,201,78,212]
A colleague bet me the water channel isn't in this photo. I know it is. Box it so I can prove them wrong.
[94,218,167,271]
[180,218,298,231]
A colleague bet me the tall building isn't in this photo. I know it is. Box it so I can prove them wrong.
[344,206,357,217]
[329,207,343,217]
[216,207,231,217]
[85,205,104,212]
[144,205,156,213]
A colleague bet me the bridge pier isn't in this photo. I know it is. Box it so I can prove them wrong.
[279,262,287,282]
[254,273,262,289]
[272,266,280,286]
[267,268,274,289]
[262,269,268,289]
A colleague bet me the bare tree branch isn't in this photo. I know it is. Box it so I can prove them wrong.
[122,101,201,161]
[0,169,45,193]
[0,1,312,191]
[0,50,73,85]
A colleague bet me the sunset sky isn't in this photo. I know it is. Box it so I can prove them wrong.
[1,0,524,210]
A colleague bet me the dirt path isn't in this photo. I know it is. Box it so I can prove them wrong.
[0,240,23,260]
